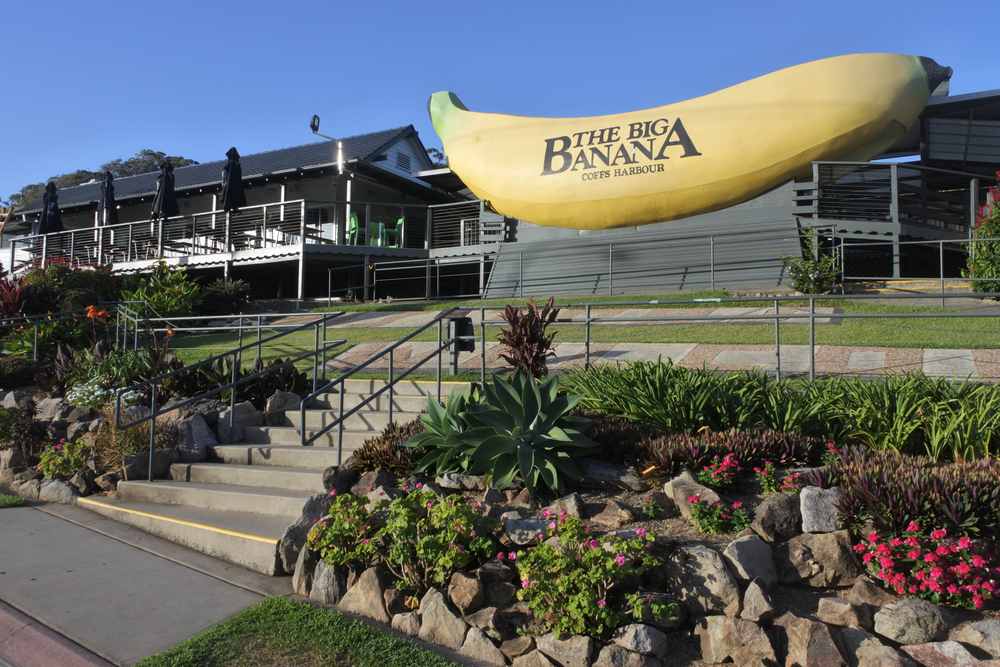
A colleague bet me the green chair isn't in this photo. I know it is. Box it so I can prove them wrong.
[348,212,360,245]
[383,217,403,248]
[368,220,384,246]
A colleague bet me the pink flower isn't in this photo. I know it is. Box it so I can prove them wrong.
[362,538,370,545]
[508,552,517,561]
[497,553,505,561]
[559,510,567,517]
[958,537,972,549]
[589,539,600,549]
[470,531,476,538]
[905,521,920,532]
[931,528,947,540]
[549,521,556,531]
[615,554,626,566]
[635,528,647,537]
[521,579,531,589]
[542,509,551,517]
[415,482,422,488]
[598,598,606,607]
[732,502,742,509]
[426,501,434,508]
[686,494,700,504]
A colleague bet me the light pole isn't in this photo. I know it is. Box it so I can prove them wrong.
[310,115,343,175]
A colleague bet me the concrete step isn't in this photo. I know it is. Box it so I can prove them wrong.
[333,379,470,397]
[117,480,312,518]
[170,462,324,493]
[308,392,430,412]
[209,444,348,469]
[77,496,289,575]
[243,425,371,451]
[282,410,422,431]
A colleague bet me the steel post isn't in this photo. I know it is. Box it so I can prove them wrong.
[147,389,158,483]
[774,299,780,380]
[388,349,394,424]
[808,297,815,382]
[585,305,591,369]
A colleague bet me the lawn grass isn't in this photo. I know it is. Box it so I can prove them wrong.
[0,493,26,508]
[136,596,461,667]
[167,296,1000,370]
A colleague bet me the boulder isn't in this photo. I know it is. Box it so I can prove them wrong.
[951,620,1000,658]
[856,646,918,667]
[94,472,120,492]
[176,414,217,463]
[66,406,95,423]
[0,449,25,470]
[775,530,859,587]
[664,469,720,519]
[537,633,594,667]
[592,645,658,667]
[322,466,359,494]
[2,391,22,409]
[364,485,402,512]
[502,636,536,660]
[292,547,318,597]
[574,458,651,492]
[632,592,688,632]
[68,469,95,496]
[437,472,488,491]
[695,616,778,665]
[478,559,517,583]
[0,467,15,488]
[902,641,981,667]
[265,390,301,413]
[504,518,550,546]
[338,566,390,624]
[750,492,802,542]
[217,401,263,443]
[16,478,40,500]
[460,627,507,666]
[774,611,847,667]
[278,493,330,574]
[392,612,421,636]
[168,397,226,426]
[466,607,510,643]
[800,486,841,533]
[741,579,775,625]
[39,479,79,504]
[817,598,874,631]
[483,487,506,505]
[722,535,778,589]
[350,469,395,496]
[14,468,42,483]
[36,397,71,421]
[66,421,91,442]
[418,588,468,651]
[664,545,741,617]
[485,581,517,608]
[547,492,587,519]
[592,499,638,527]
[611,624,668,656]
[845,575,898,608]
[873,599,950,645]
[122,448,181,481]
[512,652,559,667]
[309,560,347,605]
[840,627,884,667]
[449,571,485,615]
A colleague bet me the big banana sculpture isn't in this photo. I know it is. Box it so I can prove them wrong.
[428,54,950,230]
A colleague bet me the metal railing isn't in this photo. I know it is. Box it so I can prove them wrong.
[114,311,348,481]
[7,199,431,274]
[325,255,498,304]
[298,307,464,463]
[0,308,90,360]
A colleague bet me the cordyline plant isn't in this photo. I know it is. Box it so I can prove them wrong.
[963,171,1000,293]
[497,297,559,378]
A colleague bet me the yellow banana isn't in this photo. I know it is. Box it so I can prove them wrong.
[428,54,949,230]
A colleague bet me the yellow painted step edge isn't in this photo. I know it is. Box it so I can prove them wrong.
[78,497,276,544]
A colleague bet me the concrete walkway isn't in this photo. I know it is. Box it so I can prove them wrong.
[0,503,288,667]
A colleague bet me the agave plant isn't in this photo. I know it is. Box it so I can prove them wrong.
[404,385,479,476]
[461,372,599,495]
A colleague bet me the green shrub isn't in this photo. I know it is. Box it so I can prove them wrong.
[780,225,838,293]
[0,494,25,509]
[0,356,46,388]
[121,261,199,318]
[196,278,252,316]
[37,438,90,480]
[964,172,1000,293]
[351,417,427,477]
[687,497,751,534]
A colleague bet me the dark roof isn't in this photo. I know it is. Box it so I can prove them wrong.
[18,126,419,214]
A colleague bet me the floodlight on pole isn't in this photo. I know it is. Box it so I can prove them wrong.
[310,115,344,175]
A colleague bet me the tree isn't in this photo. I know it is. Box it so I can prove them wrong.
[8,150,199,210]
[101,149,198,179]
[425,147,447,168]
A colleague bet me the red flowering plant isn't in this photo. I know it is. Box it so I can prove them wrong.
[853,522,1000,610]
[687,495,751,534]
[964,171,1000,293]
[696,453,743,492]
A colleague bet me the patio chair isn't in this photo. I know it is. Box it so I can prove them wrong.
[382,218,403,248]
[348,212,360,245]
[368,220,384,247]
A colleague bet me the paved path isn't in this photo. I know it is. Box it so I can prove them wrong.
[0,504,288,667]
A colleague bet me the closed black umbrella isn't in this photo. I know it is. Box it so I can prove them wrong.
[98,171,119,226]
[220,147,246,213]
[36,182,64,234]
[150,159,179,220]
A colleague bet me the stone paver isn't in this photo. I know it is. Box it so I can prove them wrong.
[597,343,697,365]
[712,346,816,373]
[923,349,979,379]
[847,351,886,370]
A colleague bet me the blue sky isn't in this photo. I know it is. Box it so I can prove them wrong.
[1,0,996,203]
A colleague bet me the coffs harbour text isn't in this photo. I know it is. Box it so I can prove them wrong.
[540,118,702,180]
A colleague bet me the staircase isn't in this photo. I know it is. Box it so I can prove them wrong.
[78,379,462,576]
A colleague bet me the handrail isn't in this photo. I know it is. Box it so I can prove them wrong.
[114,310,348,481]
[0,307,90,360]
[298,306,464,463]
